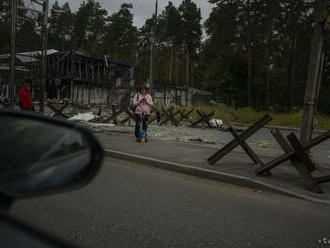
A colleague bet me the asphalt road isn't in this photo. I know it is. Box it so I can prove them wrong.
[10,158,330,248]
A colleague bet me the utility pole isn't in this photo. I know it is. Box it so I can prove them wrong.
[149,0,158,95]
[300,0,329,145]
[10,0,17,111]
[40,0,49,113]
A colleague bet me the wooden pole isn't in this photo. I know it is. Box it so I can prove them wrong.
[310,53,325,140]
[9,0,17,111]
[149,0,158,94]
[186,47,189,86]
[40,0,49,113]
[300,0,328,145]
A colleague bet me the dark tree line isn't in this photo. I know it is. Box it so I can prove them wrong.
[0,0,329,113]
[199,0,330,113]
[136,0,202,86]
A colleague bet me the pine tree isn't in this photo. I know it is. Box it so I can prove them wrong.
[103,3,138,60]
[49,1,73,51]
[160,2,182,83]
[178,0,202,85]
[72,0,107,52]
[0,0,26,53]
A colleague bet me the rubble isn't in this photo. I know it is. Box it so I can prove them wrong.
[189,137,216,144]
[85,123,116,128]
[68,112,96,122]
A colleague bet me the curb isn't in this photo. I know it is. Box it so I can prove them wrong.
[104,149,330,205]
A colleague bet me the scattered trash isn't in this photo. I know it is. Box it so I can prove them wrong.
[209,119,224,128]
[253,141,272,148]
[189,137,203,142]
[68,112,95,122]
[204,139,216,144]
[189,137,216,144]
[86,123,116,128]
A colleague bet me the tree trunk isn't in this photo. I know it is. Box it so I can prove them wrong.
[266,65,271,109]
[175,47,179,83]
[157,56,162,81]
[247,0,252,107]
[287,37,297,108]
[191,61,194,87]
[181,47,185,84]
[264,25,272,109]
[61,32,64,52]
[169,45,173,84]
[186,47,189,85]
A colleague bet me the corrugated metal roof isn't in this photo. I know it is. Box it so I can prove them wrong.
[0,49,133,68]
[74,50,133,67]
[0,64,30,72]
[0,49,58,63]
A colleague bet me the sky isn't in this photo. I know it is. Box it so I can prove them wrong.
[50,0,215,28]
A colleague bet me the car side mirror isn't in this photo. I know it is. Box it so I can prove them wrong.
[0,111,104,199]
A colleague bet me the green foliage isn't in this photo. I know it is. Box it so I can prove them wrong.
[160,1,182,46]
[17,19,41,53]
[178,0,202,53]
[0,0,32,54]
[175,104,330,130]
[72,0,107,52]
[199,51,247,106]
[103,3,138,60]
[2,0,330,119]
[197,0,323,112]
[49,1,73,51]
[138,0,203,84]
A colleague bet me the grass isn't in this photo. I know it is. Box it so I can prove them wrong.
[153,101,330,130]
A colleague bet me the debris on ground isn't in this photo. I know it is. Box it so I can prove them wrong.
[68,112,96,122]
[203,139,216,144]
[189,137,203,142]
[252,141,272,148]
[209,119,224,128]
[85,123,116,128]
[189,137,216,144]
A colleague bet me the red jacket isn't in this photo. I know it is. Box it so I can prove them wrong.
[18,83,32,109]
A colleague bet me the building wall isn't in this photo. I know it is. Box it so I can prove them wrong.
[71,85,191,106]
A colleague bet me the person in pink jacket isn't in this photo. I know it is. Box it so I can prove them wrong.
[133,87,153,142]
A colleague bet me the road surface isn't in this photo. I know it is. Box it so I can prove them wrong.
[11,158,330,248]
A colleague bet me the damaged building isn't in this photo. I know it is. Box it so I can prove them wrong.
[0,50,212,107]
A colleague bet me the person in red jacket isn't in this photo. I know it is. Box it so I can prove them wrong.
[18,83,32,111]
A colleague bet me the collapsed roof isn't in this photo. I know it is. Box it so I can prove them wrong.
[0,50,133,68]
[0,49,58,63]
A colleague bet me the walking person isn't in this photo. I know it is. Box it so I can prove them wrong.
[18,83,33,111]
[133,87,153,142]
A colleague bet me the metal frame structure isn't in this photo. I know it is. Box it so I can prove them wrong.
[9,0,49,111]
[25,50,191,107]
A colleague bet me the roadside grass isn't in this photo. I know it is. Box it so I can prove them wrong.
[153,102,330,130]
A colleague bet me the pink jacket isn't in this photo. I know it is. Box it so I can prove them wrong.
[133,93,153,115]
